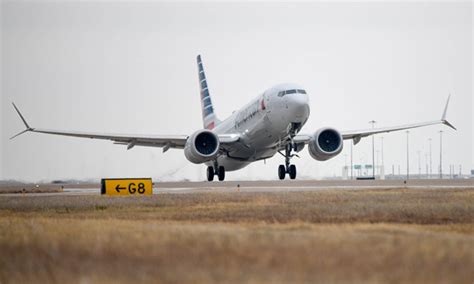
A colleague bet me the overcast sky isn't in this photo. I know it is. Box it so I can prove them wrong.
[1,0,472,182]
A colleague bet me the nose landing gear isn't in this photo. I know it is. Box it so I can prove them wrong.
[278,143,297,180]
[206,164,225,182]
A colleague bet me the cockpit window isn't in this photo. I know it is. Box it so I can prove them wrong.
[278,89,307,97]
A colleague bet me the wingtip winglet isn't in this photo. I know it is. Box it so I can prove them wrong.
[12,102,31,129]
[440,94,455,130]
[10,102,34,139]
[443,120,457,131]
[441,94,451,121]
[9,129,30,140]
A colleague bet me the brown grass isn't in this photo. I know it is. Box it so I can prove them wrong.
[1,188,472,224]
[0,188,473,283]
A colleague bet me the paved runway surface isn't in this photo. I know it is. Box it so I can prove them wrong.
[1,179,472,196]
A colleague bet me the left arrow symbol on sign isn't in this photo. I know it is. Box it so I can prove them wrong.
[115,184,126,193]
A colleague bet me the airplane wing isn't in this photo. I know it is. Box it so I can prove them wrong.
[294,95,456,145]
[10,103,239,152]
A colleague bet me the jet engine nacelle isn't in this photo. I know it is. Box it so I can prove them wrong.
[184,129,220,164]
[308,127,343,161]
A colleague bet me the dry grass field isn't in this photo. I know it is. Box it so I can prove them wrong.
[0,188,473,283]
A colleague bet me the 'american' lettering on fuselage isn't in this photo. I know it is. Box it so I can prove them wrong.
[234,98,263,129]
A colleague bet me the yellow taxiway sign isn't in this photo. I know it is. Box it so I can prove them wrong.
[101,178,153,196]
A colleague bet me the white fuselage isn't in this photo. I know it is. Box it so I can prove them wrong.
[207,83,310,171]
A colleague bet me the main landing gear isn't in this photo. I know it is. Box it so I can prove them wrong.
[207,164,225,182]
[278,143,297,180]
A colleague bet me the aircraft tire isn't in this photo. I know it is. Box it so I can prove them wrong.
[207,166,214,182]
[278,165,286,180]
[289,164,297,180]
[218,166,225,181]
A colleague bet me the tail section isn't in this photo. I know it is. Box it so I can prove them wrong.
[197,55,220,130]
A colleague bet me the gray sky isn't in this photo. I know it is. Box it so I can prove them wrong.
[1,0,472,182]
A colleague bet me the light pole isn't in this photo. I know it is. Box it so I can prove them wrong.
[376,150,380,176]
[380,136,384,178]
[350,142,353,180]
[417,150,421,177]
[406,130,410,180]
[428,138,432,178]
[344,154,348,179]
[369,120,376,178]
[439,130,443,179]
[425,153,429,176]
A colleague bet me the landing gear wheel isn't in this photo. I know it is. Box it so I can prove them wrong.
[289,164,297,180]
[278,165,286,180]
[218,166,225,181]
[207,166,214,182]
[278,141,299,180]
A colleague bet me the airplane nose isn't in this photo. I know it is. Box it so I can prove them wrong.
[287,93,310,122]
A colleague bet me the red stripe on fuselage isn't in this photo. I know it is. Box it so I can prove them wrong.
[261,98,266,110]
[206,122,215,130]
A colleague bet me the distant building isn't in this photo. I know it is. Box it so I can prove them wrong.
[471,169,474,178]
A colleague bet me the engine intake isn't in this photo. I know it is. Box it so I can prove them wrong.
[308,128,343,161]
[184,130,220,164]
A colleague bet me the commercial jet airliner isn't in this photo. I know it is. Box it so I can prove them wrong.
[12,55,456,181]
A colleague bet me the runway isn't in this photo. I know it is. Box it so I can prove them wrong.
[1,179,472,196]
[155,179,474,193]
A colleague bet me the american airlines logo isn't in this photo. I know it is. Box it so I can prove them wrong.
[206,121,215,130]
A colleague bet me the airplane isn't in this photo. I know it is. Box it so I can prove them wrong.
[11,55,456,181]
